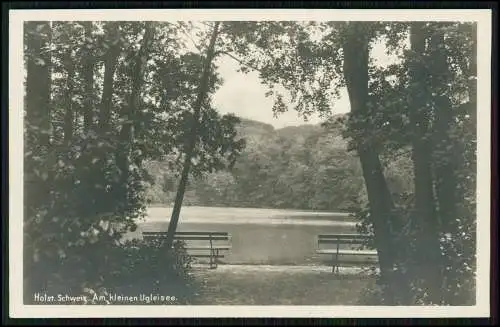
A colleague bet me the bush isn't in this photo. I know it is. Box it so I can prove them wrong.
[24,236,198,305]
[354,194,476,306]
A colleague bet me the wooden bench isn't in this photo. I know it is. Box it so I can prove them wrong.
[316,234,378,273]
[142,231,231,269]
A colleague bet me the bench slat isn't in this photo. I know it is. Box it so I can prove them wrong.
[143,232,229,237]
[327,260,377,264]
[189,254,225,258]
[176,236,230,241]
[318,234,370,240]
[340,249,377,255]
[174,231,229,236]
[316,249,377,256]
[185,246,231,251]
[317,234,371,245]
[144,235,230,241]
[318,239,369,245]
[143,231,229,236]
[318,233,370,237]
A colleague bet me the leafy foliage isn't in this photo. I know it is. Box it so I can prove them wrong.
[23,21,242,302]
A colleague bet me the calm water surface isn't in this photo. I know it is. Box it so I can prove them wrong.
[142,206,356,226]
[128,206,364,265]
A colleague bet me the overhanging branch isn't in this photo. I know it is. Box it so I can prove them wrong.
[217,50,264,74]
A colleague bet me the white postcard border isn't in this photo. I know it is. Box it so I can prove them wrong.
[9,8,492,318]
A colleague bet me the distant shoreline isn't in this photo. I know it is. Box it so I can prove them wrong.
[141,205,358,225]
[146,204,354,215]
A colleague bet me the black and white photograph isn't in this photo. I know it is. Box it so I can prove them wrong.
[9,9,492,318]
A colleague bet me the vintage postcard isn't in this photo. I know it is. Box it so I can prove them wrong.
[9,9,492,318]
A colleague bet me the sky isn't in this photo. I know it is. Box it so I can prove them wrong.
[211,35,402,129]
[212,56,326,128]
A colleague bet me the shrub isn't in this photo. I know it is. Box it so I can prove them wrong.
[25,235,197,305]
[355,196,476,306]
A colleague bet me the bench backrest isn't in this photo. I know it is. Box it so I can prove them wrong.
[317,234,371,246]
[143,231,230,242]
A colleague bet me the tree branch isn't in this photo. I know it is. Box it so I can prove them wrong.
[218,50,264,74]
[179,25,204,54]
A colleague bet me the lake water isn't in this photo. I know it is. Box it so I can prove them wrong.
[126,206,371,266]
[143,206,356,226]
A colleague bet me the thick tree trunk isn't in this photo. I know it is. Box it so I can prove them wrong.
[342,22,410,304]
[94,22,121,214]
[408,22,444,304]
[164,22,220,249]
[98,22,120,134]
[82,22,95,133]
[116,22,153,200]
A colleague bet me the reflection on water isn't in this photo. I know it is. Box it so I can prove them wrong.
[142,206,357,226]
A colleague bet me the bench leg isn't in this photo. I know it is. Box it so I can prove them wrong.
[334,244,340,275]
[332,254,340,275]
[214,249,219,269]
[332,254,335,273]
[209,248,216,269]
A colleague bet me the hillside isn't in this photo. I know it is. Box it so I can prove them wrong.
[143,115,373,210]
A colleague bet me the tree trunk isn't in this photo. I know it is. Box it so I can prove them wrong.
[408,22,444,304]
[25,22,52,149]
[94,22,121,214]
[63,49,75,144]
[468,24,477,110]
[430,26,458,238]
[116,22,153,200]
[163,22,220,249]
[82,22,95,133]
[98,22,120,134]
[342,22,410,305]
[24,21,52,212]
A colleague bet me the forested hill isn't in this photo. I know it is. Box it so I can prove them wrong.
[144,116,413,211]
[236,117,346,149]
